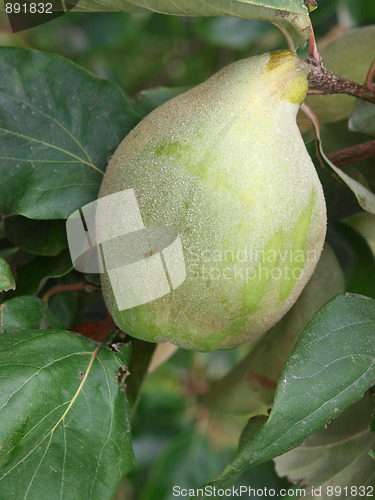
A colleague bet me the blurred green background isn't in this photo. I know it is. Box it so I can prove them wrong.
[0,1,374,498]
[0,0,374,96]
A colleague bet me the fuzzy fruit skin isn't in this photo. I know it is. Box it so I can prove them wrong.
[99,50,327,352]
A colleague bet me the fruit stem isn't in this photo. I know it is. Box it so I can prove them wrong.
[306,58,375,104]
[305,17,375,104]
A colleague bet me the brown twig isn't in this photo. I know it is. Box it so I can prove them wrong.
[304,19,375,105]
[43,281,99,302]
[326,140,375,167]
[306,57,375,104]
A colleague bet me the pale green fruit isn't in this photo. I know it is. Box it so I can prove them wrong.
[99,50,327,352]
[203,244,345,415]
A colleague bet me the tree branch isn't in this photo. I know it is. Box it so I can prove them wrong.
[43,281,100,302]
[306,57,375,105]
[326,140,375,167]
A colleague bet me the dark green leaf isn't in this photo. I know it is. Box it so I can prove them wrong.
[126,337,156,413]
[0,295,64,331]
[0,47,139,219]
[304,141,361,222]
[131,415,288,500]
[10,250,73,297]
[64,0,312,48]
[344,212,375,257]
[338,0,375,28]
[305,119,375,215]
[274,392,375,498]
[349,99,375,137]
[4,216,67,256]
[0,329,135,499]
[192,293,375,498]
[318,121,375,197]
[0,257,15,292]
[328,223,375,299]
[0,247,19,264]
[140,428,227,500]
[130,350,191,453]
[47,275,81,329]
[319,119,374,157]
[371,411,375,460]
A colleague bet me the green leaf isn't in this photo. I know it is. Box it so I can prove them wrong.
[319,121,375,204]
[137,426,289,500]
[0,257,15,292]
[192,293,375,498]
[371,403,375,460]
[9,250,73,297]
[4,216,68,256]
[203,244,345,415]
[303,120,375,221]
[126,337,156,413]
[305,119,375,215]
[139,428,226,500]
[349,99,375,137]
[0,47,140,219]
[274,392,375,498]
[338,0,375,28]
[194,17,270,49]
[306,143,361,222]
[65,0,311,48]
[0,295,64,331]
[0,329,135,499]
[328,223,375,299]
[47,275,81,329]
[344,212,375,257]
[323,149,375,214]
[298,25,375,133]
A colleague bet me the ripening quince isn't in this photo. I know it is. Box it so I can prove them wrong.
[99,50,327,352]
